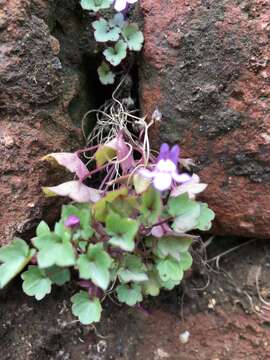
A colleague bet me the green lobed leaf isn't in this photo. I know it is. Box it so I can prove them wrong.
[157,237,192,261]
[93,187,128,222]
[98,62,115,85]
[140,186,162,225]
[34,232,75,269]
[21,266,52,300]
[61,203,93,240]
[197,203,215,231]
[179,252,193,271]
[172,204,201,233]
[103,40,127,67]
[141,270,161,296]
[118,255,148,283]
[159,277,181,290]
[109,196,139,218]
[45,265,71,286]
[156,258,184,282]
[106,211,139,252]
[36,221,50,237]
[121,24,144,51]
[0,238,35,288]
[167,193,197,217]
[77,243,112,291]
[54,222,72,243]
[93,18,120,42]
[71,291,102,325]
[116,283,142,306]
[80,0,111,12]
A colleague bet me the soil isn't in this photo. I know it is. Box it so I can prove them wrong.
[1,237,270,360]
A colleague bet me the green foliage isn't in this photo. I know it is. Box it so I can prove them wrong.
[71,291,102,324]
[34,229,75,269]
[80,0,111,12]
[121,24,144,51]
[93,19,121,42]
[157,258,184,283]
[21,266,52,300]
[0,239,35,288]
[103,40,127,67]
[156,237,192,261]
[167,194,215,232]
[80,0,144,84]
[0,178,214,326]
[106,211,139,251]
[46,265,71,285]
[140,186,162,225]
[116,283,143,306]
[93,187,128,221]
[141,270,160,296]
[197,203,215,231]
[118,255,148,283]
[61,203,93,240]
[77,243,112,290]
[98,62,115,85]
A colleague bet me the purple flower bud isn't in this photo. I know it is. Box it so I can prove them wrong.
[64,215,80,228]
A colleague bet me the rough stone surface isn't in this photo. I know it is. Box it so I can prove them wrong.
[0,0,97,244]
[140,0,270,238]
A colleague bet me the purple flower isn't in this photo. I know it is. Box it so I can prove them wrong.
[64,215,80,228]
[139,143,190,191]
[114,0,137,12]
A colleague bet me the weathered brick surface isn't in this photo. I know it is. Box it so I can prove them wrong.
[0,0,95,244]
[140,0,270,238]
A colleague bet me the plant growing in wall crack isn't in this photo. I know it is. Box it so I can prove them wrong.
[0,112,215,324]
[0,0,215,328]
[81,0,144,84]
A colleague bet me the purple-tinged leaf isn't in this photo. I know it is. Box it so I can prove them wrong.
[43,153,89,181]
[116,133,134,173]
[43,181,101,203]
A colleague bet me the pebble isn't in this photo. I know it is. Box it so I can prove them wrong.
[179,330,190,344]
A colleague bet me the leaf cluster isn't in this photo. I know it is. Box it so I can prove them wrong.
[81,0,144,84]
[0,183,214,325]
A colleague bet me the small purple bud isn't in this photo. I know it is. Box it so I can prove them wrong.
[64,215,80,228]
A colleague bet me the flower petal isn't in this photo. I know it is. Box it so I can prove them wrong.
[171,183,207,198]
[172,172,191,183]
[157,143,170,161]
[114,0,127,11]
[127,0,137,3]
[139,168,155,179]
[169,145,180,165]
[43,153,88,181]
[43,181,101,203]
[156,159,176,172]
[153,172,172,191]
